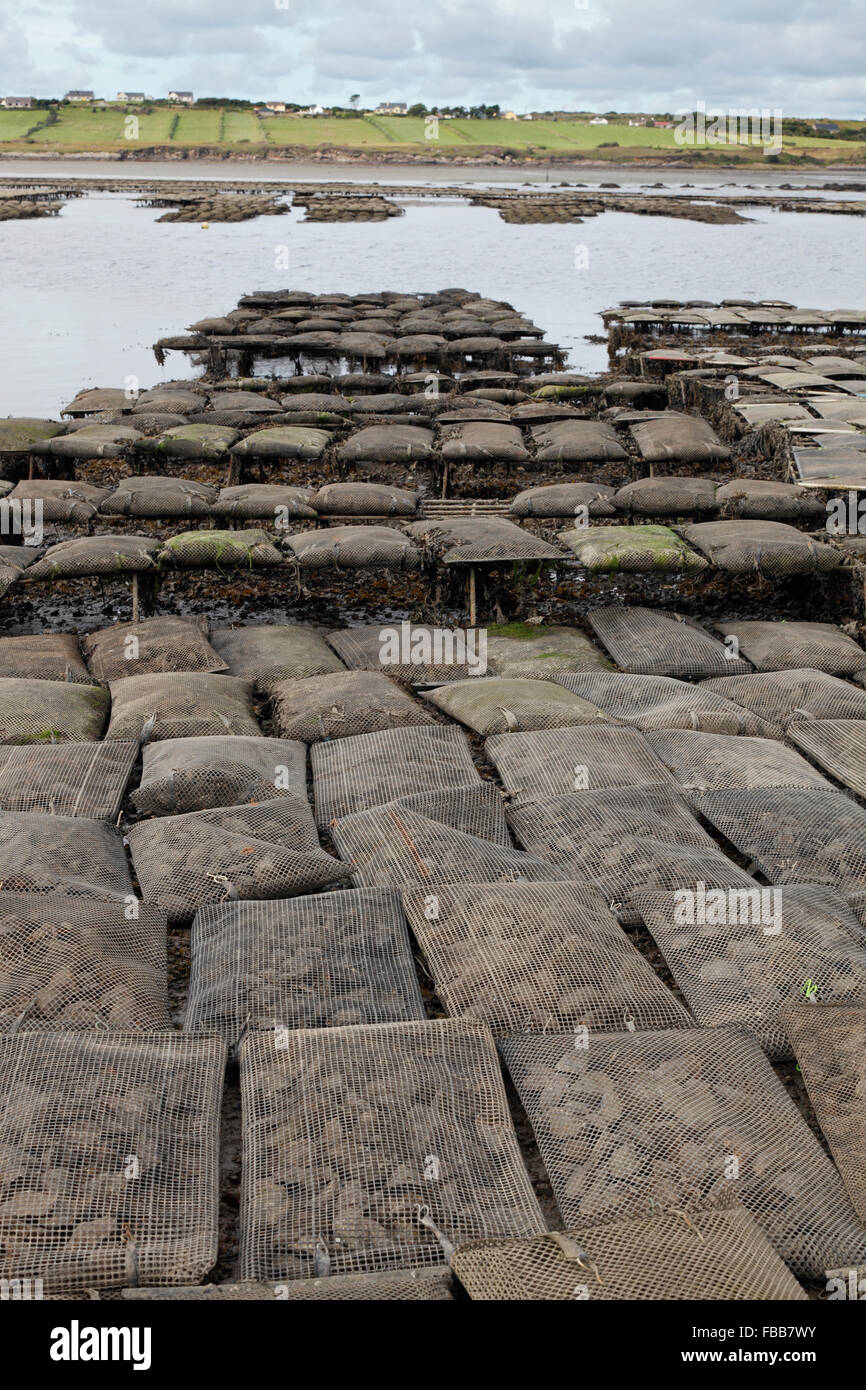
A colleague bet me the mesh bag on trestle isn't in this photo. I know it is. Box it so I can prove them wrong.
[588,607,752,678]
[312,724,480,826]
[5,479,111,522]
[701,669,866,735]
[713,622,866,677]
[787,720,866,798]
[407,518,563,566]
[0,811,133,899]
[285,526,420,571]
[211,624,345,695]
[509,482,617,519]
[128,797,350,925]
[0,634,90,683]
[451,1202,808,1301]
[98,476,218,518]
[238,1019,545,1281]
[327,623,487,686]
[313,482,420,517]
[629,414,730,465]
[715,479,825,523]
[82,616,226,682]
[23,536,162,580]
[160,528,283,569]
[558,524,707,575]
[0,678,109,744]
[0,741,136,818]
[500,1026,866,1279]
[106,673,261,742]
[332,794,568,891]
[0,1032,225,1295]
[612,475,718,518]
[0,894,169,1031]
[682,521,842,576]
[122,1271,454,1300]
[786,1003,866,1225]
[272,671,435,743]
[212,484,317,521]
[633,884,866,1060]
[507,785,758,924]
[422,678,613,736]
[551,672,775,736]
[695,788,866,892]
[401,880,691,1038]
[486,725,678,805]
[643,728,835,794]
[187,888,424,1048]
[131,736,307,816]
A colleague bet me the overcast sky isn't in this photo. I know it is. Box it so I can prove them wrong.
[2,0,864,117]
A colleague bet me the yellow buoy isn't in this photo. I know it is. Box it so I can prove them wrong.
[201,222,209,229]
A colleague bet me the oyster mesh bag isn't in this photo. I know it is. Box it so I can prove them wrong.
[0,678,109,744]
[0,811,133,899]
[272,671,434,743]
[486,725,678,805]
[700,668,866,735]
[82,616,226,683]
[0,634,90,684]
[186,888,424,1047]
[131,736,307,816]
[0,741,136,818]
[588,607,752,678]
[552,671,776,737]
[106,673,261,742]
[238,1019,545,1281]
[500,1025,866,1278]
[211,624,345,695]
[122,1270,453,1300]
[0,1031,226,1294]
[312,724,480,826]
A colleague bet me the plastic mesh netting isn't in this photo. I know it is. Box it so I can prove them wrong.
[634,884,866,1059]
[643,728,835,793]
[161,529,283,569]
[122,1270,454,1300]
[423,678,614,736]
[211,625,345,695]
[0,678,109,745]
[486,726,678,804]
[695,788,866,892]
[0,634,90,684]
[714,622,866,677]
[485,625,613,679]
[401,880,690,1037]
[786,1003,866,1226]
[24,536,162,580]
[682,521,842,575]
[588,608,753,679]
[273,671,435,743]
[186,888,424,1047]
[313,483,420,517]
[700,669,866,735]
[286,526,420,571]
[106,673,261,742]
[312,724,480,826]
[630,414,730,465]
[0,1032,225,1294]
[131,736,307,815]
[0,811,133,899]
[500,1026,866,1278]
[408,518,562,565]
[128,797,350,925]
[238,1019,545,1280]
[613,476,718,518]
[0,894,169,1031]
[451,1203,808,1301]
[552,672,775,736]
[212,484,317,521]
[559,524,708,575]
[787,720,866,798]
[327,624,486,686]
[0,741,136,819]
[507,785,758,924]
[82,617,227,682]
[99,476,217,518]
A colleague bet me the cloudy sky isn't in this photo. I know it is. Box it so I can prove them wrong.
[2,0,864,117]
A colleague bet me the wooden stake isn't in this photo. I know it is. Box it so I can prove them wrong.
[468,566,477,626]
[131,574,139,622]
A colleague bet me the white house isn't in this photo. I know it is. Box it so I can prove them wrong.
[589,116,609,125]
[1,96,32,108]
[168,91,194,105]
[117,91,145,103]
[376,102,407,115]
[65,90,94,102]
[298,104,325,116]
[268,102,288,113]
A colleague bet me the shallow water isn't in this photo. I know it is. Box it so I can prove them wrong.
[1,166,864,418]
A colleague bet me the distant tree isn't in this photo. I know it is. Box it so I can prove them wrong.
[408,103,427,117]
[349,94,360,109]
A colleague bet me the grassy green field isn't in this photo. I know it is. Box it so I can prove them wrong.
[0,105,861,161]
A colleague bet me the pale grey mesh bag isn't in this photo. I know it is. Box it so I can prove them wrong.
[588,607,753,678]
[701,669,866,737]
[0,678,109,744]
[327,624,486,686]
[0,894,169,1031]
[312,724,480,826]
[787,720,866,798]
[128,797,351,925]
[82,617,227,682]
[507,785,759,925]
[401,880,691,1038]
[485,624,613,679]
[0,812,133,899]
[422,678,613,736]
[0,634,90,684]
[500,1025,866,1279]
[123,1271,454,1300]
[186,888,424,1047]
[633,884,866,1059]
[286,526,420,571]
[0,1032,225,1294]
[714,622,866,677]
[106,673,261,742]
[551,672,776,736]
[486,726,678,805]
[23,536,162,580]
[683,521,842,576]
[272,671,435,743]
[786,1003,866,1226]
[451,1202,808,1301]
[695,788,866,892]
[238,1019,545,1281]
[131,736,307,816]
[643,728,836,793]
[0,741,136,818]
[211,625,345,696]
